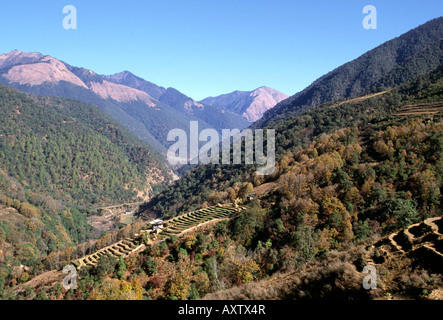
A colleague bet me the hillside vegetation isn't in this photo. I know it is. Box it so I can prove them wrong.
[257,17,443,128]
[144,64,443,220]
[134,66,442,300]
[0,85,175,297]
[0,85,174,206]
[4,64,442,301]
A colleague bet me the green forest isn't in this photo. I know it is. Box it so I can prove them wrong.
[0,86,173,206]
[0,85,175,296]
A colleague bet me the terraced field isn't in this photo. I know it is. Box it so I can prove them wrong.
[74,204,246,269]
[158,205,246,238]
[366,216,443,274]
[394,102,443,117]
[75,238,145,269]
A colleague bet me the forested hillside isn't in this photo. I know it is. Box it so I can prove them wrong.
[143,64,443,224]
[143,18,443,218]
[256,17,443,128]
[130,66,440,300]
[0,85,174,206]
[0,85,177,296]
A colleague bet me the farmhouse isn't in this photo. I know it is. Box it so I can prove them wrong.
[149,219,164,231]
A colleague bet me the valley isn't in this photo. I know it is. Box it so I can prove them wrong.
[1,16,443,302]
[87,202,144,237]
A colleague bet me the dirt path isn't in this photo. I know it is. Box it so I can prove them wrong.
[330,91,387,108]
[98,202,144,211]
[13,270,62,293]
[424,217,443,237]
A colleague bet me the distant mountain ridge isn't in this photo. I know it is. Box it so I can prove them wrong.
[103,71,166,100]
[104,72,250,129]
[104,70,286,123]
[0,51,280,156]
[0,50,43,69]
[200,86,289,122]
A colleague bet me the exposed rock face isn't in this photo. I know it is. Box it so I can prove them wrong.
[88,80,156,105]
[245,87,289,122]
[0,51,157,106]
[183,100,204,112]
[201,87,288,122]
[104,71,166,100]
[3,53,88,88]
[0,50,43,69]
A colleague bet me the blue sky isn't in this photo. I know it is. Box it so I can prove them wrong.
[0,1,442,100]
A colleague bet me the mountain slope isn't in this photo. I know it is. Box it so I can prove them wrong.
[157,87,250,131]
[76,66,443,302]
[201,86,289,122]
[0,84,175,206]
[0,84,178,285]
[142,63,443,219]
[130,67,443,302]
[103,71,166,100]
[0,53,234,155]
[140,19,443,220]
[256,17,443,128]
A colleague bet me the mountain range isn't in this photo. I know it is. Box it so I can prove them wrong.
[200,87,289,123]
[0,51,286,156]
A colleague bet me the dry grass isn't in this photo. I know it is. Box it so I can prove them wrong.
[203,248,372,300]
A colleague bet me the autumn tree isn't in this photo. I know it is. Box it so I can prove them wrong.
[222,245,260,285]
[238,182,254,200]
[164,254,195,300]
[88,279,142,300]
[382,198,419,230]
[19,202,40,219]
